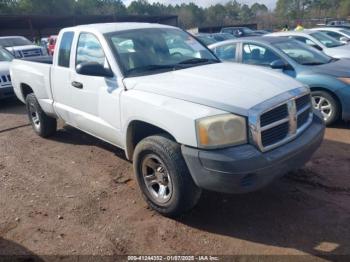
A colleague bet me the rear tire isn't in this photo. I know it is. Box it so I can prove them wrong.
[26,93,57,138]
[311,90,339,126]
[133,134,201,217]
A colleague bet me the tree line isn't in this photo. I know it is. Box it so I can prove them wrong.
[1,0,350,29]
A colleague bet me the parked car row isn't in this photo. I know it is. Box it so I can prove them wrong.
[195,26,350,126]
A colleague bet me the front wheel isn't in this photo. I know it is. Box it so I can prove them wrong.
[26,93,57,138]
[133,134,201,217]
[311,91,339,126]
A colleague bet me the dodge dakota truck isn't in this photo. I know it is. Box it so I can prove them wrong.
[10,23,325,217]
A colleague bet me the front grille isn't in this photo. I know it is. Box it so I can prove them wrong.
[21,49,42,57]
[298,107,312,127]
[0,74,12,87]
[261,122,289,147]
[260,104,288,127]
[255,93,313,151]
[296,94,311,111]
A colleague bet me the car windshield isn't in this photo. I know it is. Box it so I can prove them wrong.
[310,32,344,48]
[196,35,218,46]
[0,48,13,61]
[211,33,235,41]
[274,40,333,65]
[242,28,254,34]
[106,28,219,77]
[0,37,32,47]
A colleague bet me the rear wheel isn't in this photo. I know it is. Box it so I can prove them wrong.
[26,93,57,138]
[133,134,201,217]
[311,91,339,126]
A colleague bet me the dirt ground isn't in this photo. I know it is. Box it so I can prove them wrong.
[0,98,349,260]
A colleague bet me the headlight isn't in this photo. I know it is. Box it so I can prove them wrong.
[196,114,247,148]
[338,77,350,85]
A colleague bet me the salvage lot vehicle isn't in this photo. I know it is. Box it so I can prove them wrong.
[0,36,46,58]
[267,30,350,59]
[311,27,350,43]
[221,27,261,37]
[0,47,14,99]
[10,23,325,217]
[210,37,350,125]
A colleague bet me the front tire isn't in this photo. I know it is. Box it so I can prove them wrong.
[311,91,339,126]
[26,93,57,138]
[133,134,201,217]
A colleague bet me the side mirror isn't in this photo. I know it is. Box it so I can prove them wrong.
[270,59,287,69]
[310,44,323,51]
[76,62,114,78]
[340,36,349,43]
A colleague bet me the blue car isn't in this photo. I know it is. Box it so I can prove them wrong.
[209,37,350,125]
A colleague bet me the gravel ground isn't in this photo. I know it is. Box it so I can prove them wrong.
[0,98,349,261]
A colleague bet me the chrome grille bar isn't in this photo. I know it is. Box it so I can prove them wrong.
[248,87,313,152]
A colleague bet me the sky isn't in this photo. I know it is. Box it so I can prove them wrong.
[123,0,277,9]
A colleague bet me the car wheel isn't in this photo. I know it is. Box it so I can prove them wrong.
[133,134,202,217]
[26,93,57,138]
[311,91,339,125]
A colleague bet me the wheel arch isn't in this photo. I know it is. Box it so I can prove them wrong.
[20,83,34,100]
[125,120,177,161]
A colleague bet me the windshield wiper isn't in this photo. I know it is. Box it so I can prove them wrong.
[302,62,325,65]
[125,64,177,76]
[178,58,219,65]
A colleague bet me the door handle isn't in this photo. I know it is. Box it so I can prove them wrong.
[71,81,83,89]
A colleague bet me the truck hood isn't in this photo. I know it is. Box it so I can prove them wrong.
[123,63,304,116]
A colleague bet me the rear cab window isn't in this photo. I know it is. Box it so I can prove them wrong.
[58,32,74,68]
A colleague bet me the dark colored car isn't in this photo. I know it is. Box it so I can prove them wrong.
[220,27,261,38]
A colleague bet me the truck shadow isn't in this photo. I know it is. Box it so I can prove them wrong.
[178,139,350,258]
[0,98,25,115]
[50,125,128,161]
[0,237,44,261]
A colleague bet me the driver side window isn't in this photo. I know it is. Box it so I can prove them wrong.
[214,44,237,61]
[242,43,280,66]
[76,33,106,67]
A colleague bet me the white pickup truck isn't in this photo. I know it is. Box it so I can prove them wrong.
[10,23,325,217]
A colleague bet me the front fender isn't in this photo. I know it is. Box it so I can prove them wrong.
[121,90,227,159]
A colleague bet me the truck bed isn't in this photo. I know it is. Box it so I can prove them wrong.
[22,56,53,64]
[10,58,56,116]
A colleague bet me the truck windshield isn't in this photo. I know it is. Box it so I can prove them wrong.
[0,37,32,47]
[0,48,13,61]
[274,40,333,65]
[106,28,219,77]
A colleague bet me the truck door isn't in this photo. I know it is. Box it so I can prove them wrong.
[68,32,122,146]
[51,31,75,121]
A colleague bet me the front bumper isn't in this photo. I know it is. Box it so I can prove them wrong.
[0,86,15,100]
[182,114,325,194]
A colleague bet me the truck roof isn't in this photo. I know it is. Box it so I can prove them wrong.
[63,22,176,34]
